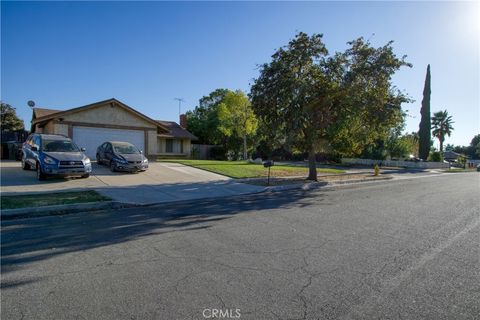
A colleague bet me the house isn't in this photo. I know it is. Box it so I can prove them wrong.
[443,150,461,162]
[30,98,197,159]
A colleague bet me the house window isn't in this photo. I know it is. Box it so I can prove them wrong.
[180,140,184,153]
[166,139,173,153]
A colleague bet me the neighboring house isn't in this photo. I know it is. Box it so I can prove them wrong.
[30,98,197,159]
[443,150,461,162]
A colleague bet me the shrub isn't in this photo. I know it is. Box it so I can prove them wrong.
[253,140,273,160]
[190,146,200,159]
[209,146,227,160]
[291,151,306,161]
[316,152,342,163]
[428,151,443,162]
[457,155,467,167]
[270,147,292,161]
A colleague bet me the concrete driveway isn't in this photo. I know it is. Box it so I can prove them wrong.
[0,161,263,204]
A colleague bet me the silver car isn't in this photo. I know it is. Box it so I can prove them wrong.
[96,141,148,172]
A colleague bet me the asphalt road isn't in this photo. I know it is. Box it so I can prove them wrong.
[1,173,479,320]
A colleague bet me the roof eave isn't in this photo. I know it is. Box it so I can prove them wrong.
[31,98,170,131]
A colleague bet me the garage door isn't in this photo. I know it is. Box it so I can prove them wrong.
[72,126,145,159]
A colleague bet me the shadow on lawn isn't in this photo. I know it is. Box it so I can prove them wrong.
[1,188,326,287]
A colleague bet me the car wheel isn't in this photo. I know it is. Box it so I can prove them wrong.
[37,163,47,181]
[82,173,90,179]
[110,161,116,172]
[96,154,102,165]
[22,159,31,170]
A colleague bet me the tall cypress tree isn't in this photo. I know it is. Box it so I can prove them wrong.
[418,64,431,160]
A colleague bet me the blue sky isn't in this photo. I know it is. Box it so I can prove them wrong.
[2,1,479,146]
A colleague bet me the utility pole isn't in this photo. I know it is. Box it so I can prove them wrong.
[174,98,185,117]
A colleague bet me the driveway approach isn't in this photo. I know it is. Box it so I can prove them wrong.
[0,161,263,204]
[1,173,478,319]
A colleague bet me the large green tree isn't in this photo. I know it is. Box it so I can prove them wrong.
[470,134,480,159]
[218,90,258,160]
[418,65,431,160]
[250,32,411,180]
[185,89,229,145]
[1,102,24,132]
[431,110,454,152]
[186,88,258,159]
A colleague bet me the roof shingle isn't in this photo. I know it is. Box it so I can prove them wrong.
[156,120,198,140]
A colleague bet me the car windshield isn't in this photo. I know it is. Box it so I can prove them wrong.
[113,143,140,154]
[42,140,80,152]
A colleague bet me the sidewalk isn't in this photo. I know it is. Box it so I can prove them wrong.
[94,179,265,205]
[1,174,395,220]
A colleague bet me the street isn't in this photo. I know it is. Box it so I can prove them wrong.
[1,173,479,319]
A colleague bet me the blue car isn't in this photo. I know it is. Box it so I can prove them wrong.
[22,133,92,180]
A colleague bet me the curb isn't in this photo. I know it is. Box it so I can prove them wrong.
[262,175,393,192]
[1,201,139,220]
[1,176,393,220]
[326,175,393,185]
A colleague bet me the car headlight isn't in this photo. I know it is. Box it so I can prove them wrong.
[44,156,57,164]
[84,158,91,165]
[143,158,148,163]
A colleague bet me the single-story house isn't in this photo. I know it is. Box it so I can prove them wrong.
[30,98,197,159]
[443,150,462,162]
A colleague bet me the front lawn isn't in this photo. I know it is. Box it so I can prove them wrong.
[442,168,478,173]
[1,190,111,210]
[159,159,344,179]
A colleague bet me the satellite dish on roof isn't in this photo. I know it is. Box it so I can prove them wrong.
[27,100,35,108]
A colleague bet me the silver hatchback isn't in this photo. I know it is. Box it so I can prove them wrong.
[96,141,148,172]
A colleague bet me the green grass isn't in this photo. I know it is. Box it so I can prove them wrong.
[443,168,478,173]
[1,190,111,210]
[159,159,344,179]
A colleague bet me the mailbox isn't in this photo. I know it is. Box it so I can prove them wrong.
[263,160,274,185]
[263,160,274,168]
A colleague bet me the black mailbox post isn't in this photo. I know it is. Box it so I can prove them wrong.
[263,160,274,185]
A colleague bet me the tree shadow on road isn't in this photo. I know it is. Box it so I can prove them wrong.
[1,188,327,286]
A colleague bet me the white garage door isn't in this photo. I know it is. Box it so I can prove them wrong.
[72,126,145,159]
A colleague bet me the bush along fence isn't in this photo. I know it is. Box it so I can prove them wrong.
[342,158,450,169]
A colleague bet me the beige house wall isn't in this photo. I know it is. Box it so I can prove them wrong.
[183,140,191,155]
[34,124,43,133]
[44,121,55,134]
[147,130,158,154]
[34,121,56,134]
[62,103,156,129]
[54,123,69,136]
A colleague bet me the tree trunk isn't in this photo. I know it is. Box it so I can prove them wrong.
[439,137,444,153]
[243,135,247,160]
[307,146,317,181]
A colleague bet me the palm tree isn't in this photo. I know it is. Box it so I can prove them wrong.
[431,110,454,152]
